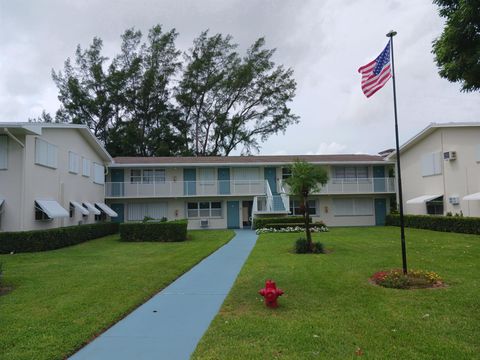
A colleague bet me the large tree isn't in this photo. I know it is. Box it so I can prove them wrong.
[284,160,329,250]
[52,25,185,157]
[176,31,299,156]
[432,0,480,92]
[52,26,298,156]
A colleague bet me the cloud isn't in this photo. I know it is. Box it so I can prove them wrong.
[1,0,479,157]
[308,142,348,155]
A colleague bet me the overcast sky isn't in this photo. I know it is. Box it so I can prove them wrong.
[1,0,478,155]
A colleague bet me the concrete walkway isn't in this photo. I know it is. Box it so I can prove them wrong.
[70,230,257,360]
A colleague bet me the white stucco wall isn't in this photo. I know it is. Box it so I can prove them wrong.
[0,128,109,232]
[400,127,480,216]
[0,134,25,231]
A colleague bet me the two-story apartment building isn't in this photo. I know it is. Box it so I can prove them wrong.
[0,123,117,232]
[105,155,396,229]
[388,122,480,217]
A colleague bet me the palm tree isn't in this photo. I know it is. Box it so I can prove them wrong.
[284,160,329,250]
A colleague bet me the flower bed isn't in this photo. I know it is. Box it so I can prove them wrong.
[370,269,443,289]
[256,225,329,234]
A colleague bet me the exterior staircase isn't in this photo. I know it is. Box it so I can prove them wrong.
[272,195,286,211]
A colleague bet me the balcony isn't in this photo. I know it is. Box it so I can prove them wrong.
[279,177,396,195]
[105,180,267,198]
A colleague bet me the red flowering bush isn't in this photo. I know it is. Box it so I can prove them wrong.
[370,269,443,289]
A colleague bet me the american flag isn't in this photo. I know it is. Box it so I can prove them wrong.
[358,42,392,98]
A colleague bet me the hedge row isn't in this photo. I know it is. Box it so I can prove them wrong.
[0,222,119,254]
[120,219,188,242]
[386,214,480,235]
[262,222,326,230]
[253,216,313,229]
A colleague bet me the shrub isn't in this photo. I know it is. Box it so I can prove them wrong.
[120,219,188,242]
[0,262,3,286]
[371,269,442,289]
[294,237,325,254]
[253,216,316,229]
[0,222,119,254]
[386,214,480,234]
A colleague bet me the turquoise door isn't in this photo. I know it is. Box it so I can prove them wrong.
[111,169,124,196]
[110,203,124,223]
[264,167,277,194]
[375,198,387,226]
[227,201,240,229]
[373,166,385,192]
[218,168,230,195]
[184,169,196,195]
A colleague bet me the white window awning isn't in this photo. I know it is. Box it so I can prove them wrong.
[95,202,118,217]
[35,200,69,218]
[71,201,89,216]
[463,192,480,201]
[406,195,443,204]
[83,202,101,215]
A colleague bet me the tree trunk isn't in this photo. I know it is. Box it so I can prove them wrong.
[303,193,312,251]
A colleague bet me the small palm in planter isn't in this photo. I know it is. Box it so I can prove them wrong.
[284,160,329,253]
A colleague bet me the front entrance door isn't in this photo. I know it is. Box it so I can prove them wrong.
[374,198,387,226]
[183,169,196,195]
[373,166,386,192]
[242,201,253,227]
[264,167,277,194]
[218,168,230,195]
[111,169,124,196]
[227,201,240,229]
[110,203,124,223]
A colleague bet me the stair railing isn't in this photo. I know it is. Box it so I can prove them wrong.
[265,180,274,212]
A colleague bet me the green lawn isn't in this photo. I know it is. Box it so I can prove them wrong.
[0,229,234,360]
[193,227,480,360]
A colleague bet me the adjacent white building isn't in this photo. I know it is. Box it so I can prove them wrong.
[0,123,116,232]
[105,155,396,229]
[388,122,480,217]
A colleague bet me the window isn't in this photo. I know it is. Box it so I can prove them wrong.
[95,212,107,222]
[426,196,444,215]
[187,202,199,218]
[130,169,165,184]
[130,169,142,183]
[282,167,292,180]
[82,158,90,177]
[333,198,373,216]
[68,152,80,174]
[93,163,105,184]
[421,152,442,176]
[35,138,57,168]
[127,202,168,221]
[333,166,369,181]
[34,204,51,221]
[199,168,215,185]
[476,145,480,162]
[199,202,210,217]
[289,199,316,215]
[0,135,7,169]
[187,201,223,218]
[211,202,222,217]
[233,167,260,181]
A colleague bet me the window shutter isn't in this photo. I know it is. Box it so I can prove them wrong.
[93,163,105,184]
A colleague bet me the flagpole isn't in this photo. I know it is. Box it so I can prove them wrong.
[387,30,408,275]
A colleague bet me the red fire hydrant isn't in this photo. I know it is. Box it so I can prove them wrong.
[259,280,284,308]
